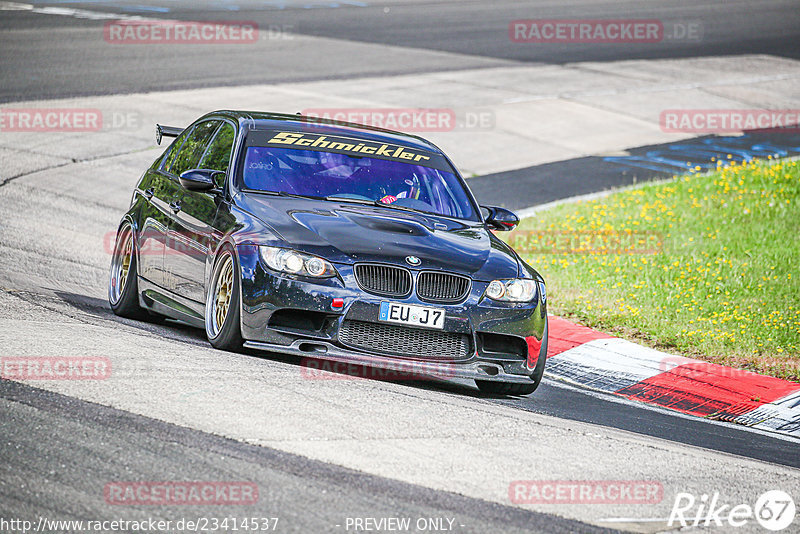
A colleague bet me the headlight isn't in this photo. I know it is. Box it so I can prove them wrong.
[259,246,336,278]
[484,279,537,302]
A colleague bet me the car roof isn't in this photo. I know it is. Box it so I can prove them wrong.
[203,110,443,154]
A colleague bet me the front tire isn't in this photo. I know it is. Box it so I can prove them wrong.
[476,321,548,396]
[205,246,244,351]
[475,380,538,396]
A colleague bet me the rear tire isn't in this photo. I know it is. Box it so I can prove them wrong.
[108,222,148,320]
[475,380,538,396]
[205,246,244,351]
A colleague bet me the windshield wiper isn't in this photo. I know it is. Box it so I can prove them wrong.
[325,195,420,214]
[324,195,373,204]
[256,190,323,200]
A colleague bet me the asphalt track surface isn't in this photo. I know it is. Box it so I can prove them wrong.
[471,131,800,210]
[1,0,800,102]
[1,2,800,532]
[0,380,608,534]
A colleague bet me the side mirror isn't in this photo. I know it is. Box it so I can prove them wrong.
[482,206,519,231]
[179,169,224,192]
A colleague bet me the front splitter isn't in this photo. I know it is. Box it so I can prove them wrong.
[243,339,534,384]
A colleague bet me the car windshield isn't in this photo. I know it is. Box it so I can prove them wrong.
[241,144,478,221]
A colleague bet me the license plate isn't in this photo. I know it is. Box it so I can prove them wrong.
[379,301,445,329]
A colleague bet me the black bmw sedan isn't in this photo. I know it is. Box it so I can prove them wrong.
[109,110,548,395]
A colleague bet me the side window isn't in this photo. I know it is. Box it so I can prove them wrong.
[198,123,235,173]
[167,120,220,177]
[160,130,190,172]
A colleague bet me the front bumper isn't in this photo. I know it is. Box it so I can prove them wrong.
[243,339,537,383]
[237,245,547,382]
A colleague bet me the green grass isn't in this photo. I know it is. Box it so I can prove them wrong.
[504,157,800,382]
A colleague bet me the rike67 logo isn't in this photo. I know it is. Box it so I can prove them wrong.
[669,490,796,531]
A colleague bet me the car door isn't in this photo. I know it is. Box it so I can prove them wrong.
[136,129,193,288]
[163,119,229,306]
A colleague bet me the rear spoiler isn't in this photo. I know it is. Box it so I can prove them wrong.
[155,124,183,145]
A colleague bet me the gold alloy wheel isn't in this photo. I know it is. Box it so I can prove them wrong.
[118,233,133,294]
[110,227,133,304]
[212,255,234,334]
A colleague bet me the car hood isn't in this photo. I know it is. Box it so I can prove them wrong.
[236,195,520,280]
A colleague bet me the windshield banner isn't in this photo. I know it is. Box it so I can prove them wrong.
[247,130,453,172]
